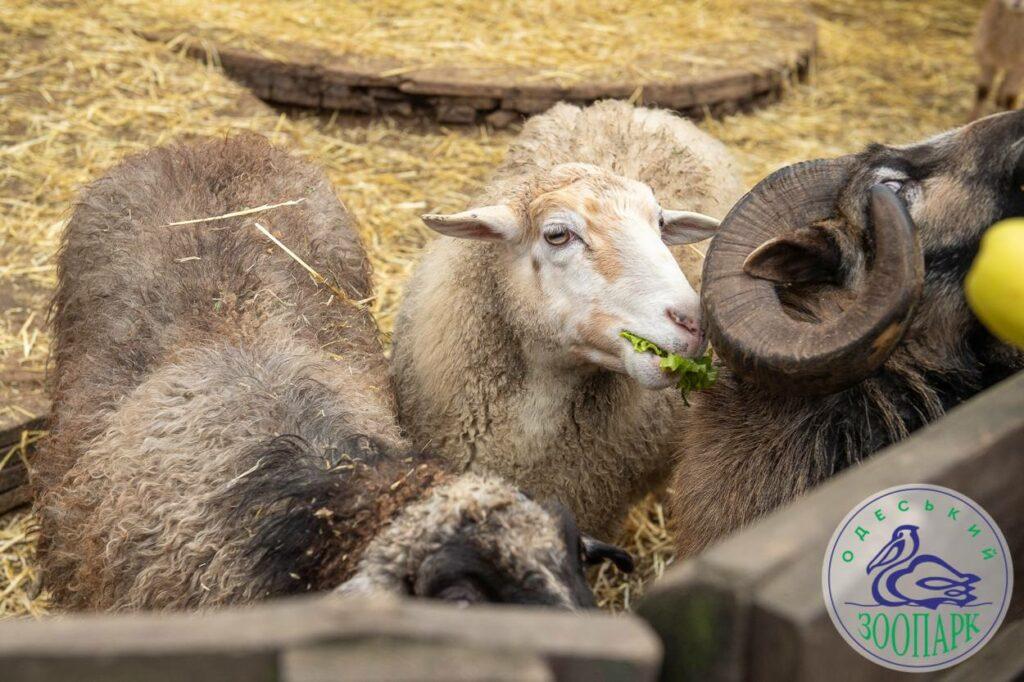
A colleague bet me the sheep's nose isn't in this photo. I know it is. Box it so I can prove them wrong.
[666,308,700,336]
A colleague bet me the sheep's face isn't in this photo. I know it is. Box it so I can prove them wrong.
[338,475,631,608]
[422,163,719,390]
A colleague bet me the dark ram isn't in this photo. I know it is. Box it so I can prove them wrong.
[671,110,1024,556]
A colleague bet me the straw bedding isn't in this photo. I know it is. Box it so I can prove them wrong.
[100,0,810,85]
[0,0,986,617]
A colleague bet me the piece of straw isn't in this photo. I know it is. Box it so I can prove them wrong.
[164,198,306,226]
[252,221,357,306]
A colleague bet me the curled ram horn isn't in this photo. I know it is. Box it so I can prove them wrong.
[701,158,925,395]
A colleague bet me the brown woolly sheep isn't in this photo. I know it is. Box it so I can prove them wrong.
[670,110,1024,557]
[971,0,1024,120]
[392,100,744,537]
[34,134,627,611]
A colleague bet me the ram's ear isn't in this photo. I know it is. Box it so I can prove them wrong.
[421,205,520,241]
[742,226,842,284]
[661,210,721,245]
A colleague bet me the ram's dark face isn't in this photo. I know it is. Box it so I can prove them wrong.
[836,112,1024,370]
[702,110,1024,395]
[838,111,1024,274]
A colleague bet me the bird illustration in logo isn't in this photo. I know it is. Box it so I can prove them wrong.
[861,524,982,609]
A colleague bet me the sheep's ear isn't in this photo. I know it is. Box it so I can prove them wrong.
[581,536,635,573]
[661,210,721,245]
[742,226,842,284]
[421,205,520,241]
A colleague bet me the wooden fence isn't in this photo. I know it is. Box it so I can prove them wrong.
[641,371,1024,681]
[0,595,660,681]
[0,372,1021,680]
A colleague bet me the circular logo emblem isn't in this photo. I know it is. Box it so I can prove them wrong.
[823,484,1012,672]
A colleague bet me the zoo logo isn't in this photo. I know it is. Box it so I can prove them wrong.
[822,484,1012,672]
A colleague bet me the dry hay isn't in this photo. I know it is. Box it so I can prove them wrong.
[0,0,990,617]
[0,510,47,618]
[0,432,48,619]
[101,0,811,85]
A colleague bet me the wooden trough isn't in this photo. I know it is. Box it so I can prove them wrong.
[141,22,817,125]
[0,369,1021,680]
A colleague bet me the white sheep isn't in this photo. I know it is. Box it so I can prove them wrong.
[971,0,1024,120]
[392,100,744,536]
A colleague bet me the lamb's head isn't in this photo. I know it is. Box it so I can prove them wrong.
[422,163,719,389]
[702,109,1024,395]
[337,474,632,607]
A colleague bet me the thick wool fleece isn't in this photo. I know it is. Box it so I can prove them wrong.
[393,101,744,536]
[340,474,579,608]
[34,134,406,609]
[38,134,592,611]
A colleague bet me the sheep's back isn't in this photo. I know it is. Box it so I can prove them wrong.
[39,338,405,609]
[39,134,381,496]
[482,100,745,218]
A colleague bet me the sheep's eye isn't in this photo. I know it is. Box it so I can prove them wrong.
[544,228,573,246]
[658,212,665,228]
[881,179,904,193]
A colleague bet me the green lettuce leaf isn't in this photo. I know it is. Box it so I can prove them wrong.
[620,330,718,406]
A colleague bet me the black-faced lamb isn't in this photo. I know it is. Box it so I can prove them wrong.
[670,109,1024,557]
[971,0,1024,120]
[392,100,745,537]
[33,134,626,611]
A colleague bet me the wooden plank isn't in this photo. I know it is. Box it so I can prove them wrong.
[283,641,552,682]
[634,562,747,682]
[0,460,27,494]
[939,619,1024,681]
[0,418,44,514]
[138,22,817,123]
[0,595,662,682]
[0,278,49,446]
[0,412,45,449]
[638,371,1024,681]
[0,485,31,515]
[5,653,276,682]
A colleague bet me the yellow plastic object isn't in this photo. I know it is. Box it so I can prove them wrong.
[965,219,1024,349]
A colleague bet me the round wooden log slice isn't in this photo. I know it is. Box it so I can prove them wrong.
[142,20,817,124]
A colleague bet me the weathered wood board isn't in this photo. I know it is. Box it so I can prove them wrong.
[0,594,662,681]
[142,22,817,124]
[638,371,1024,682]
[0,279,49,438]
[0,278,50,514]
